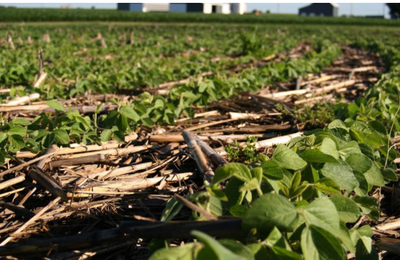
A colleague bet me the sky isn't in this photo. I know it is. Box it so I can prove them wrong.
[0,3,390,18]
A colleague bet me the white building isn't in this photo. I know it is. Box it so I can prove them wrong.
[170,3,233,14]
[230,3,246,14]
[118,3,246,14]
[118,3,169,12]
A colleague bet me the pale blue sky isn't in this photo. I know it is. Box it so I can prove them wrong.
[0,3,391,18]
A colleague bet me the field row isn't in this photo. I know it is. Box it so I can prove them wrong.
[1,8,400,27]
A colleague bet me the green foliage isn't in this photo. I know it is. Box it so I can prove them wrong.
[1,8,400,27]
[278,102,337,129]
[225,136,260,164]
[154,117,397,259]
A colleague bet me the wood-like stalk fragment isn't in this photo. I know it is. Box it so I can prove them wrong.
[129,30,134,44]
[376,238,400,255]
[29,168,67,200]
[7,33,15,50]
[33,49,47,88]
[150,133,275,143]
[0,196,60,246]
[0,152,55,178]
[216,132,304,156]
[0,202,35,218]
[374,218,400,231]
[182,131,214,182]
[184,118,236,131]
[42,33,51,43]
[175,110,221,122]
[101,38,107,48]
[0,187,26,198]
[16,135,137,159]
[0,175,25,190]
[193,134,227,168]
[95,161,153,180]
[2,93,40,106]
[79,172,192,192]
[197,124,290,134]
[300,75,337,86]
[228,112,262,120]
[50,154,108,168]
[261,80,356,99]
[63,144,155,159]
[33,72,47,88]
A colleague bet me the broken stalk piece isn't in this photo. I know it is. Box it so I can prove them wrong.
[182,130,214,183]
[192,134,227,168]
[33,49,48,88]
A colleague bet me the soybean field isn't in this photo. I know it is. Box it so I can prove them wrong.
[1,20,400,259]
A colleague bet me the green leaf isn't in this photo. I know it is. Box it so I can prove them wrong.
[225,177,245,209]
[265,227,291,250]
[301,225,346,260]
[12,118,31,126]
[53,129,69,145]
[261,160,283,180]
[192,230,244,260]
[46,100,65,112]
[350,121,382,149]
[0,132,7,142]
[242,193,298,235]
[161,198,183,222]
[149,243,199,260]
[207,186,228,202]
[368,120,387,136]
[120,106,140,121]
[101,129,113,142]
[229,204,247,217]
[359,143,375,160]
[301,197,340,235]
[214,163,252,184]
[338,222,355,254]
[252,167,263,184]
[42,133,55,148]
[319,137,339,159]
[300,149,338,163]
[345,153,372,175]
[8,125,26,136]
[270,246,302,260]
[330,195,361,223]
[321,161,359,191]
[218,240,255,260]
[353,196,378,214]
[355,237,379,260]
[363,163,385,187]
[113,131,125,142]
[75,115,92,130]
[8,135,25,153]
[327,119,348,130]
[0,150,7,165]
[272,145,307,170]
[141,117,154,127]
[353,171,370,196]
[339,141,361,159]
[239,178,260,192]
[314,177,341,195]
[381,168,398,181]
